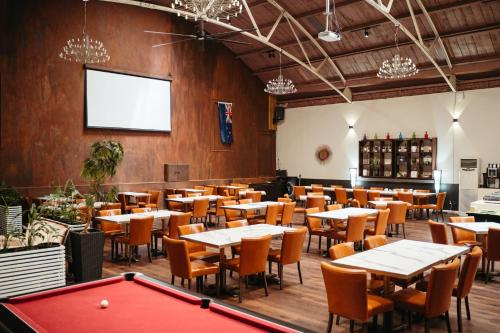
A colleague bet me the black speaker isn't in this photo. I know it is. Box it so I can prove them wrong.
[273,106,285,123]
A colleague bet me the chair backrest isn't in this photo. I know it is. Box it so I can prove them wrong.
[178,223,206,253]
[164,188,176,195]
[329,242,354,259]
[335,188,348,205]
[368,191,381,201]
[118,194,127,210]
[351,199,361,208]
[131,207,152,214]
[387,202,408,225]
[214,197,227,216]
[225,219,249,228]
[238,198,252,205]
[327,204,343,211]
[239,235,272,276]
[245,191,262,202]
[163,237,191,279]
[148,190,161,206]
[370,187,383,191]
[346,214,367,242]
[280,227,307,265]
[305,207,321,230]
[168,213,191,239]
[203,186,214,195]
[306,196,325,211]
[194,185,205,190]
[455,246,482,298]
[427,220,448,244]
[128,216,154,246]
[425,258,460,317]
[293,186,306,198]
[374,209,390,235]
[448,216,476,244]
[166,194,184,210]
[331,185,343,189]
[277,197,292,203]
[223,200,240,221]
[487,228,500,261]
[187,193,202,197]
[311,184,324,194]
[100,202,121,210]
[397,192,414,205]
[363,235,388,250]
[192,198,209,218]
[353,189,368,207]
[321,262,368,322]
[265,204,280,225]
[435,192,447,210]
[98,209,122,233]
[280,202,296,225]
[98,209,121,216]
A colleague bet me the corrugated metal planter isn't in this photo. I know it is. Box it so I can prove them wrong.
[0,206,22,235]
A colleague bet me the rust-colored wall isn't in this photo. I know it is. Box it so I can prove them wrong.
[0,0,275,193]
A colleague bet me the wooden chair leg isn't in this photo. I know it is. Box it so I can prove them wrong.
[307,234,311,253]
[349,320,354,333]
[181,278,184,286]
[238,277,242,303]
[269,261,272,274]
[188,279,191,290]
[215,273,220,298]
[408,311,412,329]
[327,313,334,333]
[297,261,303,284]
[402,224,406,239]
[465,296,471,320]
[318,236,322,253]
[424,318,430,333]
[336,315,340,325]
[445,311,452,333]
[372,315,378,330]
[457,297,463,332]
[263,272,269,296]
[361,323,368,333]
[383,311,393,333]
[486,259,491,284]
[147,244,152,262]
[279,263,283,290]
[128,245,132,266]
[171,275,175,285]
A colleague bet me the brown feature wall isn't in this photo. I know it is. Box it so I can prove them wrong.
[0,0,275,195]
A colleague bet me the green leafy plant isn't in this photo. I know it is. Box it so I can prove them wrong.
[81,140,124,202]
[0,183,23,206]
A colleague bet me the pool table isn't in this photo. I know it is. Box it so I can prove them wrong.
[0,273,309,333]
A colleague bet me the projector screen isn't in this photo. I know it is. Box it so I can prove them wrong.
[85,68,171,132]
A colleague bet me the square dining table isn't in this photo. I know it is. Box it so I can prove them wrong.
[330,239,469,294]
[220,201,284,219]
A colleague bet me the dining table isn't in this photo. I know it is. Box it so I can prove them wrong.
[220,201,284,219]
[164,195,222,212]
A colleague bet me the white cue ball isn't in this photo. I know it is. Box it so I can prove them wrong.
[100,299,109,308]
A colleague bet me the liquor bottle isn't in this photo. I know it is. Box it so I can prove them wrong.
[424,131,429,139]
[386,132,390,140]
[399,132,403,140]
[412,131,416,139]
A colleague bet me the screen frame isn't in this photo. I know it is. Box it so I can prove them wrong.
[84,65,172,133]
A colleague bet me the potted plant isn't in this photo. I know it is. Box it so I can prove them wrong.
[0,183,23,235]
[0,206,67,298]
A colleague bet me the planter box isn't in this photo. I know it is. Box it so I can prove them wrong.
[70,230,104,283]
[40,218,85,261]
[0,245,66,299]
[0,205,22,235]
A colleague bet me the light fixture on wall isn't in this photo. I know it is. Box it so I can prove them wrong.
[59,0,110,64]
[171,0,243,22]
[453,118,459,122]
[349,168,358,188]
[348,125,354,129]
[433,169,442,193]
[264,51,297,95]
[377,23,418,79]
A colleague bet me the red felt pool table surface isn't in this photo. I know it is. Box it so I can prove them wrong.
[1,274,304,333]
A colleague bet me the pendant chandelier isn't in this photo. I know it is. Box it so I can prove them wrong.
[377,24,418,79]
[59,0,110,64]
[265,52,297,95]
[171,0,243,22]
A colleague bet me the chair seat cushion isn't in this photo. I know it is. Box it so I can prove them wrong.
[222,257,240,271]
[294,207,306,213]
[191,260,219,277]
[103,230,124,238]
[389,288,426,313]
[268,248,281,262]
[189,251,220,262]
[367,294,394,318]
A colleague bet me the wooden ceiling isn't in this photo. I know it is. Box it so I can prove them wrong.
[149,0,500,106]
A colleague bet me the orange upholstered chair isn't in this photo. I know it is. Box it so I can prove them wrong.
[311,184,324,194]
[131,207,152,214]
[245,191,262,202]
[223,200,241,222]
[140,190,160,210]
[427,220,448,244]
[387,201,408,238]
[277,202,296,227]
[332,214,367,248]
[368,191,381,201]
[306,196,325,211]
[365,209,390,237]
[353,189,368,207]
[98,209,123,260]
[118,193,139,213]
[115,216,154,266]
[321,262,394,333]
[448,216,477,246]
[327,204,342,211]
[486,228,500,284]
[363,235,388,250]
[397,192,415,219]
[222,235,272,302]
[305,207,333,254]
[154,212,191,256]
[99,202,121,211]
[334,188,349,206]
[208,197,227,226]
[252,203,280,225]
[390,259,460,333]
[225,219,248,259]
[163,237,219,295]
[422,192,447,221]
[268,227,307,289]
[293,185,306,200]
[277,197,292,203]
[177,223,219,262]
[191,197,210,227]
[166,194,184,212]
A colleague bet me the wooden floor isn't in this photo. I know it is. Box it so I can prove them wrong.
[102,213,500,333]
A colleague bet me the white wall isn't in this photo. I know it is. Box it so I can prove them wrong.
[276,87,500,184]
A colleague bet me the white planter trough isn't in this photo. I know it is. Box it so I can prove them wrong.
[0,245,66,299]
[0,205,23,235]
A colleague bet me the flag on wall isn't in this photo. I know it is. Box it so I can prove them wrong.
[218,102,233,145]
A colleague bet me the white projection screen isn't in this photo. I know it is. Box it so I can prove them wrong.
[85,68,171,132]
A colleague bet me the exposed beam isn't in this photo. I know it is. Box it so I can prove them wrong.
[252,24,500,75]
[235,0,483,58]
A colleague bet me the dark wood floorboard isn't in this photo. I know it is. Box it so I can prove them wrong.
[102,213,500,333]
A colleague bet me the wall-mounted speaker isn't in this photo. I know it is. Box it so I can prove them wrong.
[273,106,285,123]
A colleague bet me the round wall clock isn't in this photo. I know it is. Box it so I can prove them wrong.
[315,145,332,164]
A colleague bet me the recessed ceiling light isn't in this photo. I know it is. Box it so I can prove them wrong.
[364,28,369,38]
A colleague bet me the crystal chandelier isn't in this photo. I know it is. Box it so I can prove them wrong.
[59,0,110,64]
[171,0,243,22]
[265,52,297,95]
[377,24,418,79]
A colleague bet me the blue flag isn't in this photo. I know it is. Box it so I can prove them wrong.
[218,102,233,145]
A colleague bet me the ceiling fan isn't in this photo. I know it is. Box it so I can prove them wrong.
[145,21,253,48]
